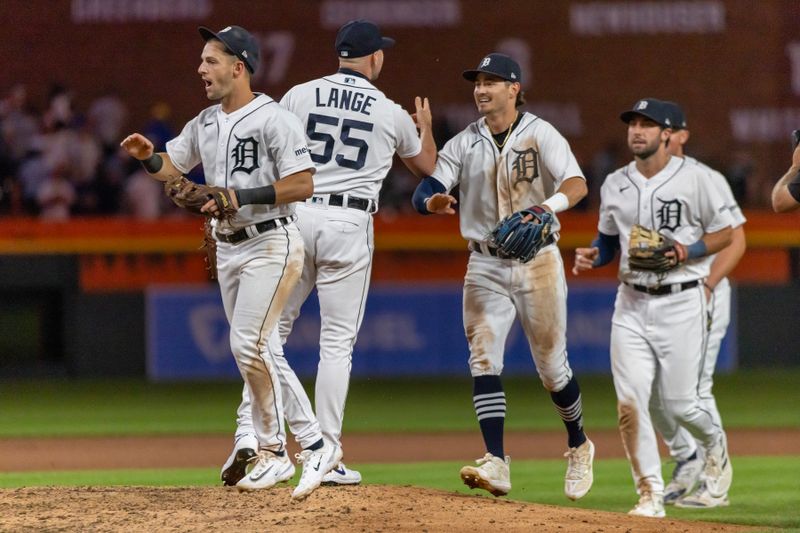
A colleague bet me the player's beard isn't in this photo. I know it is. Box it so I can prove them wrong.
[630,137,660,160]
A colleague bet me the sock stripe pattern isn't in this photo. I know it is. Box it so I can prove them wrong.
[554,394,583,423]
[474,391,506,421]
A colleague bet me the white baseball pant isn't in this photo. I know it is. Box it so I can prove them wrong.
[217,223,304,454]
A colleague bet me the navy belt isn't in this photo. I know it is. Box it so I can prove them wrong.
[216,216,293,245]
[309,194,374,212]
[626,280,700,296]
[470,235,555,257]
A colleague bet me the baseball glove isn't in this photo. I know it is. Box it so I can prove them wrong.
[163,175,237,220]
[627,224,685,273]
[488,206,554,263]
[201,218,218,280]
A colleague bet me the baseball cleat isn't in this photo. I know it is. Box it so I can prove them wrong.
[564,438,594,501]
[628,491,666,518]
[663,453,704,505]
[220,433,259,486]
[703,433,733,498]
[321,462,362,486]
[674,482,730,508]
[291,442,343,501]
[459,453,511,497]
[235,451,295,492]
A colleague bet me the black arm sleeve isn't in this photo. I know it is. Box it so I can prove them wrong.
[591,231,621,268]
[411,176,447,215]
[235,184,276,206]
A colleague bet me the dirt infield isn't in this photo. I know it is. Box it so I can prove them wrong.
[1,428,797,472]
[1,429,793,531]
[0,486,755,532]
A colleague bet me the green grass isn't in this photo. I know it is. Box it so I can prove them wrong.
[1,370,798,437]
[1,457,797,529]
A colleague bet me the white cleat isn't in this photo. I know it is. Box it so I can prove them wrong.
[321,462,362,486]
[235,451,295,492]
[459,453,511,497]
[220,433,259,486]
[704,434,733,498]
[291,443,343,501]
[564,438,595,501]
[664,454,704,505]
[628,491,666,518]
[674,482,730,508]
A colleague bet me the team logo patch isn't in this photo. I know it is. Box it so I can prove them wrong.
[480,57,491,67]
[510,147,540,187]
[636,100,648,110]
[656,198,682,232]
[231,135,259,174]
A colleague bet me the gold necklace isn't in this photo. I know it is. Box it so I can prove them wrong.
[491,112,518,149]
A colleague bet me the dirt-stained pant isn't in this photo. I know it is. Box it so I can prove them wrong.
[217,223,304,454]
[235,202,373,451]
[463,244,573,392]
[610,283,722,496]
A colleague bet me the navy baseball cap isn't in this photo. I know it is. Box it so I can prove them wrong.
[620,98,674,129]
[463,53,522,83]
[335,20,395,58]
[663,101,688,130]
[199,25,260,74]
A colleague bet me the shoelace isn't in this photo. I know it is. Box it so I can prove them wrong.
[564,447,591,479]
[249,451,278,475]
[294,449,319,481]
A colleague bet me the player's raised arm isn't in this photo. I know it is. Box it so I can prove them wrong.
[120,133,182,181]
[771,131,800,212]
[402,96,437,177]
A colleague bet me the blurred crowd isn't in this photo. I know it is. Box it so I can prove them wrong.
[0,84,758,221]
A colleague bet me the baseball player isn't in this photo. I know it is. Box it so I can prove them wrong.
[572,98,735,517]
[648,101,746,509]
[221,19,437,486]
[412,53,595,501]
[771,131,800,212]
[120,25,342,500]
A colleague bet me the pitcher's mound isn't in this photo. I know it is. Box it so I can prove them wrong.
[0,485,752,532]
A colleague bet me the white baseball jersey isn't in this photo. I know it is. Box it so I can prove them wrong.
[432,112,585,243]
[280,71,421,201]
[166,93,314,232]
[601,155,734,497]
[598,156,734,286]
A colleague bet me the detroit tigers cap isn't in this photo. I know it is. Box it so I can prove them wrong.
[335,20,395,58]
[620,98,674,129]
[198,25,260,74]
[663,101,688,130]
[462,53,522,83]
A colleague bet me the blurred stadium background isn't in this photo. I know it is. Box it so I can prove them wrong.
[1,0,799,381]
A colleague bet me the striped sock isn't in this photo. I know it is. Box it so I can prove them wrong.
[551,376,586,449]
[473,375,506,458]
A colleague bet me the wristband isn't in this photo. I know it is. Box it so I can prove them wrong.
[686,240,707,259]
[141,154,163,174]
[542,192,569,213]
[236,184,276,206]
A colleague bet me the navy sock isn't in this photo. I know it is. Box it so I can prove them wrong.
[550,376,587,449]
[473,375,506,458]
[306,438,324,451]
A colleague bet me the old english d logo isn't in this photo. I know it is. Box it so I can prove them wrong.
[656,198,682,232]
[511,147,539,187]
[231,135,260,174]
